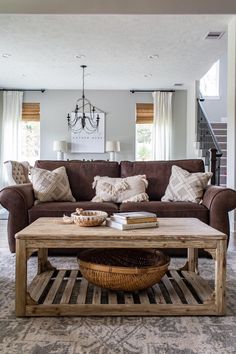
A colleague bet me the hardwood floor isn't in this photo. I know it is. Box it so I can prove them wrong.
[0,219,235,251]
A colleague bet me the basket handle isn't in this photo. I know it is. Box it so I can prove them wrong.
[76,208,84,215]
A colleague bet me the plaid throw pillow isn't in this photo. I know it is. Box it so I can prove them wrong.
[161,165,212,203]
[30,166,75,204]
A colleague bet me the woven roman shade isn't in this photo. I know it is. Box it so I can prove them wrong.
[136,103,154,124]
[22,103,40,121]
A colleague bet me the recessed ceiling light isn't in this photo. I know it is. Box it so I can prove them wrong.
[75,54,86,59]
[174,83,184,86]
[148,54,159,60]
[144,73,152,78]
[2,53,12,58]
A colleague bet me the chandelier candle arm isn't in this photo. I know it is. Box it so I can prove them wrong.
[67,65,104,134]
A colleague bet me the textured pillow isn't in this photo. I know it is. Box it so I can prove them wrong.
[161,165,212,203]
[30,166,76,204]
[92,175,149,203]
[4,160,30,185]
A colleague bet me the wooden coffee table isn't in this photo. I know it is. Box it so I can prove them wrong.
[15,217,227,317]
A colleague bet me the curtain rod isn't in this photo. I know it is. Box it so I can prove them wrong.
[0,88,45,93]
[130,89,175,93]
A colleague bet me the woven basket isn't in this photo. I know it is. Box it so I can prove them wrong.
[77,249,170,291]
[72,209,108,227]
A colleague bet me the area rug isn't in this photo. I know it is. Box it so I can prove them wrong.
[0,208,8,220]
[0,248,236,354]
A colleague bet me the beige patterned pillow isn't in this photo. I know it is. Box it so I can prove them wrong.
[161,165,212,203]
[30,166,75,204]
[92,175,149,203]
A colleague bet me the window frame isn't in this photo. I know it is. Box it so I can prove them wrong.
[135,102,154,161]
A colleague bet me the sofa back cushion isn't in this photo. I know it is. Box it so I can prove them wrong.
[120,160,205,201]
[34,160,120,201]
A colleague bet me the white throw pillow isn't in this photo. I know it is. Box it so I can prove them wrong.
[92,175,149,203]
[161,165,212,203]
[30,166,75,204]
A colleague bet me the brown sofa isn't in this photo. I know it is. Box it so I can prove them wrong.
[0,159,236,256]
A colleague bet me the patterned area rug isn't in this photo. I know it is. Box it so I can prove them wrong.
[0,248,236,354]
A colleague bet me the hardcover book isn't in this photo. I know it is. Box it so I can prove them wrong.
[111,211,157,224]
[110,215,158,224]
[106,218,159,230]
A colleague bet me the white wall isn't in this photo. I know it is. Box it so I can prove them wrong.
[171,90,187,159]
[24,89,187,162]
[227,17,236,233]
[0,92,3,132]
[0,91,3,189]
[186,82,198,158]
[201,53,227,123]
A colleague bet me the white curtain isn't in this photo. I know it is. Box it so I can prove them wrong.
[152,91,173,160]
[0,91,23,189]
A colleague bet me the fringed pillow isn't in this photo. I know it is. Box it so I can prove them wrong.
[92,175,149,203]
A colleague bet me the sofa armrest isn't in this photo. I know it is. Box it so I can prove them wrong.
[202,185,236,241]
[0,183,35,252]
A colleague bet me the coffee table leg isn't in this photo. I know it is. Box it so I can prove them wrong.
[15,239,27,316]
[215,239,226,315]
[38,248,56,274]
[187,248,198,273]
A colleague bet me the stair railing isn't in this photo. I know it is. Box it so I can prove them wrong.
[197,99,222,185]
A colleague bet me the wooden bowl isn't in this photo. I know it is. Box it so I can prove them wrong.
[71,210,108,227]
[77,248,170,291]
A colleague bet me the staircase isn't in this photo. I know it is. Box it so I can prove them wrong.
[196,100,223,185]
[211,123,227,187]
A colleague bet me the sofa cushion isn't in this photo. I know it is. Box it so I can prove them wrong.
[34,160,120,201]
[30,166,75,204]
[161,165,212,203]
[92,175,149,203]
[119,201,208,224]
[28,201,118,223]
[120,160,205,201]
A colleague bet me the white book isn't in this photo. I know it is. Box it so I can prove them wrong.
[110,215,158,225]
[106,219,159,230]
[112,211,157,220]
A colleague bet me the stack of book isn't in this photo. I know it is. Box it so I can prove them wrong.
[106,211,158,230]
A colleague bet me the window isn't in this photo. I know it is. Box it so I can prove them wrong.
[19,103,40,165]
[200,60,220,98]
[135,103,153,161]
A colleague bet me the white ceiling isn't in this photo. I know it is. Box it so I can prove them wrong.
[0,14,232,90]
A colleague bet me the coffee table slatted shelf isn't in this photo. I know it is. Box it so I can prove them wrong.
[15,217,227,317]
[26,268,214,316]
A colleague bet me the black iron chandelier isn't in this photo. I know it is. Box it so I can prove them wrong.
[67,65,104,134]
